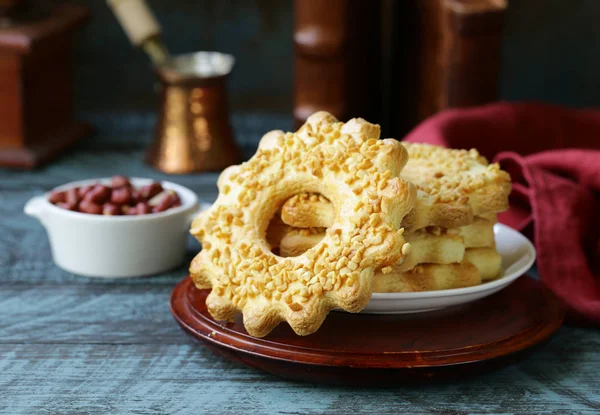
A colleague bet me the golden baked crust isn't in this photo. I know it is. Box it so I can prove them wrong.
[280,144,511,231]
[273,223,502,293]
[401,143,511,229]
[189,112,416,337]
[281,193,333,229]
[477,212,498,222]
[277,227,500,291]
[280,228,326,257]
[464,246,502,281]
[373,261,481,293]
[264,213,291,251]
[459,216,496,248]
[400,229,465,270]
[277,226,466,273]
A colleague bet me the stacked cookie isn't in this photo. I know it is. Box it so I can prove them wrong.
[271,143,511,293]
[190,112,512,337]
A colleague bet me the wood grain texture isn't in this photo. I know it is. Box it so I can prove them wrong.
[0,284,185,344]
[0,331,599,415]
[0,113,599,414]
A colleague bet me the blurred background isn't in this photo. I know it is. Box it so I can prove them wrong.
[1,0,600,172]
[75,0,600,113]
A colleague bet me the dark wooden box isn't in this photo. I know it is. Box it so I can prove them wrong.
[0,3,92,169]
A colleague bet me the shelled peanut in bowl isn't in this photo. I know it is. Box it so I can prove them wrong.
[48,175,182,215]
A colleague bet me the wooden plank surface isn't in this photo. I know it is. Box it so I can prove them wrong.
[1,113,599,414]
[1,332,599,415]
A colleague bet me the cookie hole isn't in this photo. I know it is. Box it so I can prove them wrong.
[265,213,285,256]
[266,193,330,257]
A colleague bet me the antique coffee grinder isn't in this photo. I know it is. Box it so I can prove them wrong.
[108,0,240,174]
[0,0,91,169]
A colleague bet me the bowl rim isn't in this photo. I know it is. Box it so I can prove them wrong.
[41,177,199,222]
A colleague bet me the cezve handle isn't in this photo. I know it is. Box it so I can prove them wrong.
[107,0,170,64]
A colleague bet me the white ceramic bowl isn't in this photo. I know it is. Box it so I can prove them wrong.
[24,178,199,278]
[362,223,536,314]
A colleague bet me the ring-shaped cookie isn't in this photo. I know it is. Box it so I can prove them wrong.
[190,112,416,337]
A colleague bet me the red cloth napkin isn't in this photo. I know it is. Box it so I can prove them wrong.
[404,102,600,325]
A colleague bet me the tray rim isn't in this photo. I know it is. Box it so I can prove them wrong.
[171,276,565,370]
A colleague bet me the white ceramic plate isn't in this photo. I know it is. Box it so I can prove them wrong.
[362,223,536,314]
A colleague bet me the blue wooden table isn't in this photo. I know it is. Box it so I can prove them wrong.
[1,113,598,415]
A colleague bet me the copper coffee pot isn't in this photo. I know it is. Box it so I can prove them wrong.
[148,52,240,174]
[108,0,240,173]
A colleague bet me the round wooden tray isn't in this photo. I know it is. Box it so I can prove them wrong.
[171,275,564,386]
